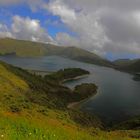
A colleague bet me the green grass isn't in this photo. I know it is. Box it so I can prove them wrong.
[0,61,139,140]
[0,117,70,140]
[0,110,139,140]
[0,115,68,140]
[0,110,99,140]
[0,38,46,57]
[0,112,139,140]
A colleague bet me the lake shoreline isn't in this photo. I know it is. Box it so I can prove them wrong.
[27,69,54,76]
[62,74,89,83]
[67,98,88,109]
[67,90,98,110]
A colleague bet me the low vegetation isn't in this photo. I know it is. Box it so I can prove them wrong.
[114,59,140,73]
[73,83,97,100]
[45,68,90,83]
[113,116,140,130]
[0,61,139,140]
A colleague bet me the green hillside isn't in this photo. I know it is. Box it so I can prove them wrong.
[0,61,139,140]
[124,60,140,72]
[113,59,136,67]
[0,38,113,67]
[114,59,140,73]
[0,38,47,57]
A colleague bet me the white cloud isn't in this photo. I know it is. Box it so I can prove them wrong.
[45,0,140,56]
[132,11,140,26]
[11,16,53,43]
[55,32,79,47]
[45,0,109,55]
[45,0,76,24]
[0,15,53,43]
[1,0,140,56]
[0,24,13,38]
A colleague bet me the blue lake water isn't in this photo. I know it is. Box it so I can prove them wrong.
[0,55,140,122]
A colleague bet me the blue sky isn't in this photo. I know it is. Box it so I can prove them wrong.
[0,3,70,37]
[0,0,140,60]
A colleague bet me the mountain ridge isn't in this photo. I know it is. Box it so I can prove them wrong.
[0,38,113,67]
[113,59,140,73]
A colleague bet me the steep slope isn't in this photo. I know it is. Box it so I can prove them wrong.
[0,61,139,140]
[0,61,103,139]
[0,62,28,93]
[0,38,113,67]
[0,38,46,57]
[113,59,136,67]
[0,61,29,112]
[52,46,113,67]
[114,59,140,73]
[124,60,140,72]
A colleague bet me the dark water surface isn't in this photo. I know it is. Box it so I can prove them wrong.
[0,55,140,123]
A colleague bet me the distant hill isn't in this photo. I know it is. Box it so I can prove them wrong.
[114,59,140,73]
[0,38,47,57]
[0,38,113,67]
[114,59,132,66]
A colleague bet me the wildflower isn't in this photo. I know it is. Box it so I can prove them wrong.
[1,135,4,138]
[29,133,32,135]
[54,134,56,137]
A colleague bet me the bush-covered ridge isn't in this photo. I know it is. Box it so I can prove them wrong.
[45,68,90,83]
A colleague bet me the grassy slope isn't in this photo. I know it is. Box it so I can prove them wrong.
[0,61,100,140]
[114,59,140,73]
[123,60,140,72]
[113,59,136,67]
[0,38,46,57]
[0,61,139,140]
[0,38,113,67]
[49,47,113,67]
